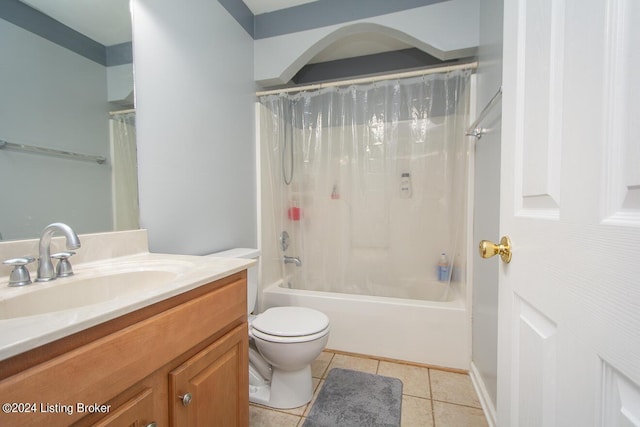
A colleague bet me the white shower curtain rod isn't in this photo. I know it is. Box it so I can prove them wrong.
[255,61,478,97]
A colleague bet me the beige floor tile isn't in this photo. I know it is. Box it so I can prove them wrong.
[273,402,308,417]
[311,351,334,378]
[249,405,301,427]
[278,406,307,417]
[248,353,488,427]
[432,401,488,427]
[430,370,481,408]
[401,395,434,427]
[303,379,324,417]
[325,353,379,376]
[378,361,431,399]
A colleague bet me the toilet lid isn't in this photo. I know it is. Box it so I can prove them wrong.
[252,307,329,337]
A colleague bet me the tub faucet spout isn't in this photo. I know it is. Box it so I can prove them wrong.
[284,256,302,267]
[36,223,81,282]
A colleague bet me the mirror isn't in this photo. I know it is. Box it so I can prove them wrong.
[0,0,138,241]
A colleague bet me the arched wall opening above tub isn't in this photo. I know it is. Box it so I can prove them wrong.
[290,31,464,85]
[254,0,479,87]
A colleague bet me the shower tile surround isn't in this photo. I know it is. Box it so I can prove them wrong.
[249,351,488,427]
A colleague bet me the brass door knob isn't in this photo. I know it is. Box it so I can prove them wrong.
[479,236,512,263]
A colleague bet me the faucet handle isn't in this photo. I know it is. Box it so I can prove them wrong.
[52,251,76,277]
[3,256,36,287]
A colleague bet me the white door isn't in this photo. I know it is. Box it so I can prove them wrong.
[496,0,640,426]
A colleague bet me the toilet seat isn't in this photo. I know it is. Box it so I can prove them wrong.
[251,326,329,344]
[251,307,330,341]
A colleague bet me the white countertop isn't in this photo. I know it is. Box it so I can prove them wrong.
[0,230,254,361]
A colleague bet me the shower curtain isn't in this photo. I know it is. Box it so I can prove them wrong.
[260,70,471,297]
[109,111,139,231]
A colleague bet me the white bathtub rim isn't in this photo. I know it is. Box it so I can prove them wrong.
[263,279,465,310]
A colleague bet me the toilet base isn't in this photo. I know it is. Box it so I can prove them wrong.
[249,365,313,409]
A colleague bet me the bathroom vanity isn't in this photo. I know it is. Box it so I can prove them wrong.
[0,230,251,426]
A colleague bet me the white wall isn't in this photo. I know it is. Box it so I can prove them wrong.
[131,0,256,254]
[254,0,479,86]
[471,0,503,416]
[0,18,112,241]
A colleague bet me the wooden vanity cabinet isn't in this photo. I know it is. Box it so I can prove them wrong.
[0,271,249,427]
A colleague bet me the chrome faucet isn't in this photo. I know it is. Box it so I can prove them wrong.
[36,223,81,282]
[284,256,302,267]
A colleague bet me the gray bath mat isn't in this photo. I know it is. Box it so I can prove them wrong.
[303,368,403,427]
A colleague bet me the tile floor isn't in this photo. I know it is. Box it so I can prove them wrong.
[249,351,489,427]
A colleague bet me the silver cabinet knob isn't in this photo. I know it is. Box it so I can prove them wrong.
[179,392,193,407]
[146,422,157,427]
[52,251,76,277]
[3,256,35,286]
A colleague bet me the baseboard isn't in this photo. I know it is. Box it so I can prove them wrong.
[469,361,497,427]
[325,348,468,375]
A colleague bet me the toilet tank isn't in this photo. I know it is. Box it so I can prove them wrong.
[207,248,260,314]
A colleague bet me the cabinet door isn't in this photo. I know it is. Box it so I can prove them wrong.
[169,324,248,427]
[92,388,156,427]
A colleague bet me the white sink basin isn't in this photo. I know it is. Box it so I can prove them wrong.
[0,228,257,362]
[0,269,178,320]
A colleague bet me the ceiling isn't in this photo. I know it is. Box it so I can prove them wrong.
[19,0,320,46]
[20,0,132,46]
[242,0,320,15]
[18,0,413,63]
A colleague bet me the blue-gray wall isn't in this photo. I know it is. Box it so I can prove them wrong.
[472,0,503,414]
[217,0,478,87]
[131,0,478,255]
[0,0,139,242]
[252,0,479,86]
[0,18,112,240]
[220,0,450,39]
[132,0,256,254]
[2,0,480,260]
[2,0,480,258]
[0,0,131,67]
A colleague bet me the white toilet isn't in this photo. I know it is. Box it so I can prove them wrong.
[209,248,330,409]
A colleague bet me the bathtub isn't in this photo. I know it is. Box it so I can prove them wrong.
[261,278,470,370]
